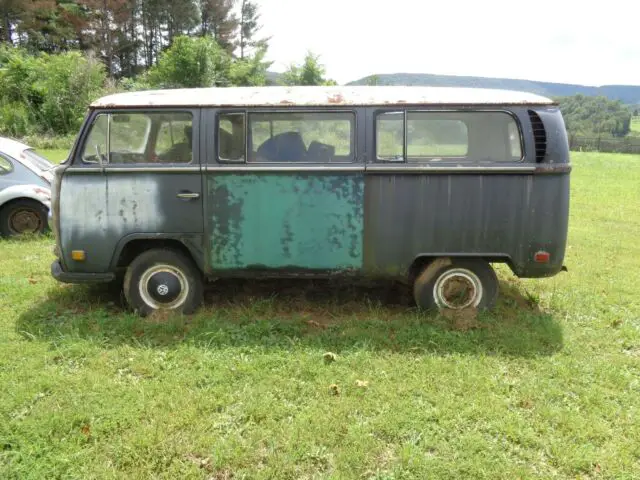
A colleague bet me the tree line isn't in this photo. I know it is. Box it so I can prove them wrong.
[0,0,337,86]
[554,94,632,138]
[0,0,267,77]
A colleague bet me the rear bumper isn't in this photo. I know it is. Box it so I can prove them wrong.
[51,260,115,284]
[510,262,567,278]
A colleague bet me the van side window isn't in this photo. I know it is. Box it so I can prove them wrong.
[81,112,193,164]
[218,113,246,162]
[248,112,355,163]
[376,112,404,161]
[375,111,523,163]
[81,114,108,163]
[508,121,522,158]
[407,112,468,158]
[154,114,194,162]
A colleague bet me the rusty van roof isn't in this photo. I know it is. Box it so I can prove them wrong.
[90,86,556,108]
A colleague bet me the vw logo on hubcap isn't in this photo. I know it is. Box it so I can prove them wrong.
[145,269,183,305]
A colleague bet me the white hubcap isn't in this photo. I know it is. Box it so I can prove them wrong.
[433,268,483,309]
[139,264,189,310]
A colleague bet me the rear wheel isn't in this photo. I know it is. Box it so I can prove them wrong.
[413,258,498,311]
[0,199,48,237]
[123,248,203,317]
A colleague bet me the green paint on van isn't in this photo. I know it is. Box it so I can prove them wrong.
[208,174,364,270]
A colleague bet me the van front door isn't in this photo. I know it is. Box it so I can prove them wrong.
[105,110,203,233]
[58,110,203,274]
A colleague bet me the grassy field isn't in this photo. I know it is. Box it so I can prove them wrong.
[1,152,639,479]
[39,149,70,163]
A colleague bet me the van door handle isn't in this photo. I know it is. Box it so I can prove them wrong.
[177,191,200,199]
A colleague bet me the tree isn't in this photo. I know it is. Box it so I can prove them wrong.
[111,0,140,77]
[82,0,133,77]
[199,0,237,53]
[1,0,276,82]
[228,42,271,86]
[281,51,336,86]
[147,35,230,88]
[165,0,200,44]
[556,94,632,137]
[0,0,24,44]
[238,0,262,59]
[15,1,86,52]
[139,0,165,68]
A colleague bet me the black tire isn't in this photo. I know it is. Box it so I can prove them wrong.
[0,199,49,237]
[123,248,203,317]
[412,258,498,311]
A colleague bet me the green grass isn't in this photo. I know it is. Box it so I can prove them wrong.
[38,148,69,164]
[2,152,640,478]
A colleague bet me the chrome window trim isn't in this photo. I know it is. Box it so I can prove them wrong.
[64,166,202,173]
[205,165,364,173]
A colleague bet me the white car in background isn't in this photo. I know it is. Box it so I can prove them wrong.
[0,136,54,237]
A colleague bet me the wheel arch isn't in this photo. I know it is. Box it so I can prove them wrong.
[0,195,49,212]
[0,184,51,209]
[111,234,205,273]
[407,253,513,285]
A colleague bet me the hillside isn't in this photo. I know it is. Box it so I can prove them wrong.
[347,73,640,105]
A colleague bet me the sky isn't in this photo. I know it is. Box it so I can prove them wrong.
[251,0,640,86]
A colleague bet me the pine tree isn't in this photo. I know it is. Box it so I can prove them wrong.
[0,0,24,44]
[238,0,260,59]
[199,0,237,54]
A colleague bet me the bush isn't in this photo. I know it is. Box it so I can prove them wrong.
[0,46,107,136]
[35,51,106,134]
[147,36,231,88]
[116,75,153,92]
[20,134,77,150]
[0,102,32,137]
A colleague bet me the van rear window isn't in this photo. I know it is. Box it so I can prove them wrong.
[376,111,522,163]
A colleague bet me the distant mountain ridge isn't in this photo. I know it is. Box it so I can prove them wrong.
[346,73,640,105]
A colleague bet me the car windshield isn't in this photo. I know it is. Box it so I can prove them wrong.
[23,149,55,171]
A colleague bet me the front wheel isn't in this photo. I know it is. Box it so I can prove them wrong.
[413,258,498,311]
[123,248,203,317]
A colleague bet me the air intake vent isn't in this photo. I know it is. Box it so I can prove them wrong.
[528,110,547,162]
